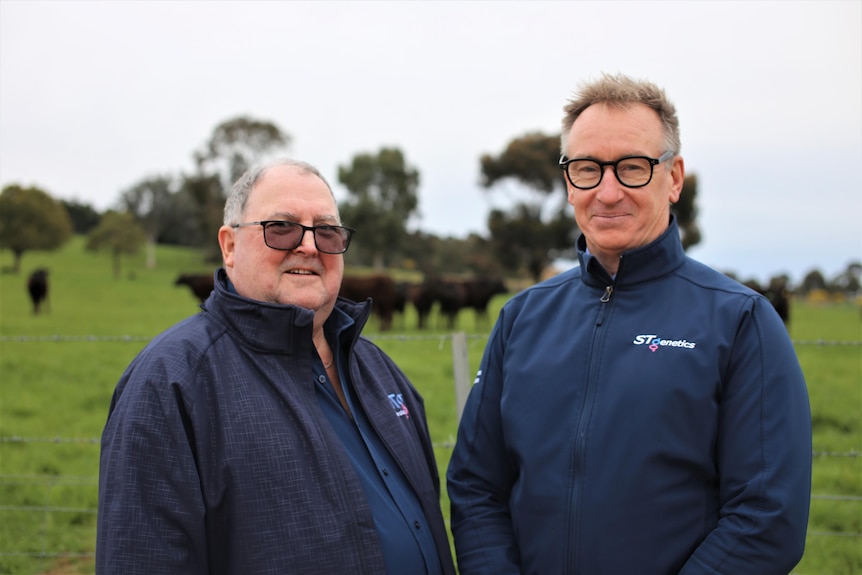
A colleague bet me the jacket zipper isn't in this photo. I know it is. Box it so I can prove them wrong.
[600,285,613,303]
[567,283,614,572]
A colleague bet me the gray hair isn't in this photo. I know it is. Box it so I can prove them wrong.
[561,73,681,158]
[223,158,337,225]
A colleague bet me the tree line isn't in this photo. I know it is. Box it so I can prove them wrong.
[1,115,859,295]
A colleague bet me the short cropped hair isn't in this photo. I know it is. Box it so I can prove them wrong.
[223,158,336,225]
[561,73,681,157]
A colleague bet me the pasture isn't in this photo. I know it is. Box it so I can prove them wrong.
[1,238,860,574]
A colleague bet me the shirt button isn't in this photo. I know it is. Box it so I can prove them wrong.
[414,521,421,529]
[318,375,326,383]
[381,468,389,476]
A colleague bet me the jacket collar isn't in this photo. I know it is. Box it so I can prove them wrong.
[577,215,685,288]
[202,268,372,354]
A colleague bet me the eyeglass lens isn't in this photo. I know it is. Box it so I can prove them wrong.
[568,157,654,188]
[264,222,350,253]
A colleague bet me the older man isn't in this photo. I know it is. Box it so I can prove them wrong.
[447,74,811,574]
[98,158,455,575]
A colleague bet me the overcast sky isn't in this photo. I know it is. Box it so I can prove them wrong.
[1,0,860,284]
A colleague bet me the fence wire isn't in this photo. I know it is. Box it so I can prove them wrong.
[2,334,861,345]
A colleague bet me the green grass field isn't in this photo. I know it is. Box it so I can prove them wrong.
[1,238,859,574]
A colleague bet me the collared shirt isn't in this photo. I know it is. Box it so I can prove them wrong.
[315,309,443,575]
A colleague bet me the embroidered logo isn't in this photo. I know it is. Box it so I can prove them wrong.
[387,393,410,419]
[633,334,697,353]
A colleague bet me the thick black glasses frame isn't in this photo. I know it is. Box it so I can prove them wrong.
[232,220,355,254]
[559,150,675,190]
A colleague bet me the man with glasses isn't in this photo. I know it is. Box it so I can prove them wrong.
[447,74,811,574]
[97,158,456,575]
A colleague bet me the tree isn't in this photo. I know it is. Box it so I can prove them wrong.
[479,132,577,281]
[156,188,207,248]
[193,116,291,192]
[177,173,224,262]
[832,260,862,295]
[120,175,175,268]
[673,174,702,250]
[487,203,575,281]
[62,199,101,234]
[338,147,420,269]
[481,132,564,193]
[0,184,73,273]
[799,269,827,295]
[187,116,291,260]
[85,211,147,279]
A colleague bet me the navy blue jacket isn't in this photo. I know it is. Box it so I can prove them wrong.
[447,218,812,574]
[97,269,456,575]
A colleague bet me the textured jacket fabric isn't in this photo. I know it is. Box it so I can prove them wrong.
[447,218,812,575]
[97,269,456,575]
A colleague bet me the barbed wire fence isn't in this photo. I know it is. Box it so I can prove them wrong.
[1,334,860,568]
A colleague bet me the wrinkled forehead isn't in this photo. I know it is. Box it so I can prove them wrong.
[246,167,338,219]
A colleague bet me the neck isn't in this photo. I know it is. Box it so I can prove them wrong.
[313,332,333,368]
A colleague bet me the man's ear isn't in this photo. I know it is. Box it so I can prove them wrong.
[218,225,236,269]
[668,156,685,204]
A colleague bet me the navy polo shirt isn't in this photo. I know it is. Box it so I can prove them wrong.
[314,310,442,575]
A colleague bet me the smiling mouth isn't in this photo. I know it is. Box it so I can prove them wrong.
[286,269,317,276]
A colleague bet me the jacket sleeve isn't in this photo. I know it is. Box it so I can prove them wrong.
[446,317,521,575]
[96,362,209,575]
[679,297,812,574]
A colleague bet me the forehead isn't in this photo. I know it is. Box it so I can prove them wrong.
[567,102,664,155]
[246,165,335,215]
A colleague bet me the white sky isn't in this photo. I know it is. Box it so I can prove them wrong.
[1,0,860,284]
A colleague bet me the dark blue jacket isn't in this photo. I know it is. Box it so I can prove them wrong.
[447,218,812,575]
[97,269,456,575]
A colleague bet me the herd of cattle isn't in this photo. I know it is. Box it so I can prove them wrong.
[175,272,508,331]
[22,268,792,329]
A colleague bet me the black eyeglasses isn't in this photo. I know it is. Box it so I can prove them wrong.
[232,221,355,254]
[559,150,674,190]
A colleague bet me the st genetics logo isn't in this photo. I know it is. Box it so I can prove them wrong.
[633,334,697,353]
[387,393,410,419]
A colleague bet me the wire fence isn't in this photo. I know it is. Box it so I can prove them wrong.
[1,335,860,570]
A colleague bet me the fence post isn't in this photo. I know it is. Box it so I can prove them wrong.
[452,331,471,422]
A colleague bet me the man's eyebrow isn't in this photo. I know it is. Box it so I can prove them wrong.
[268,212,339,224]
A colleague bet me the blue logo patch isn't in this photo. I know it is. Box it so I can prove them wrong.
[387,393,410,419]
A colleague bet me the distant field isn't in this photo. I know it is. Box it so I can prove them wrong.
[1,239,859,574]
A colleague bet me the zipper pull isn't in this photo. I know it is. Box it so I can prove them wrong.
[600,285,613,302]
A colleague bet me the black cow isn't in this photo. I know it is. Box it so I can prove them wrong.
[175,273,215,303]
[411,277,466,330]
[27,268,49,315]
[411,276,509,330]
[461,277,508,328]
[339,274,398,331]
[743,277,791,327]
[391,281,414,330]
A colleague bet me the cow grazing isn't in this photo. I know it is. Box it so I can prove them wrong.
[391,281,414,330]
[27,268,49,315]
[409,278,456,330]
[410,280,438,330]
[410,276,508,330]
[410,277,469,330]
[339,274,398,331]
[175,273,215,303]
[462,277,508,328]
